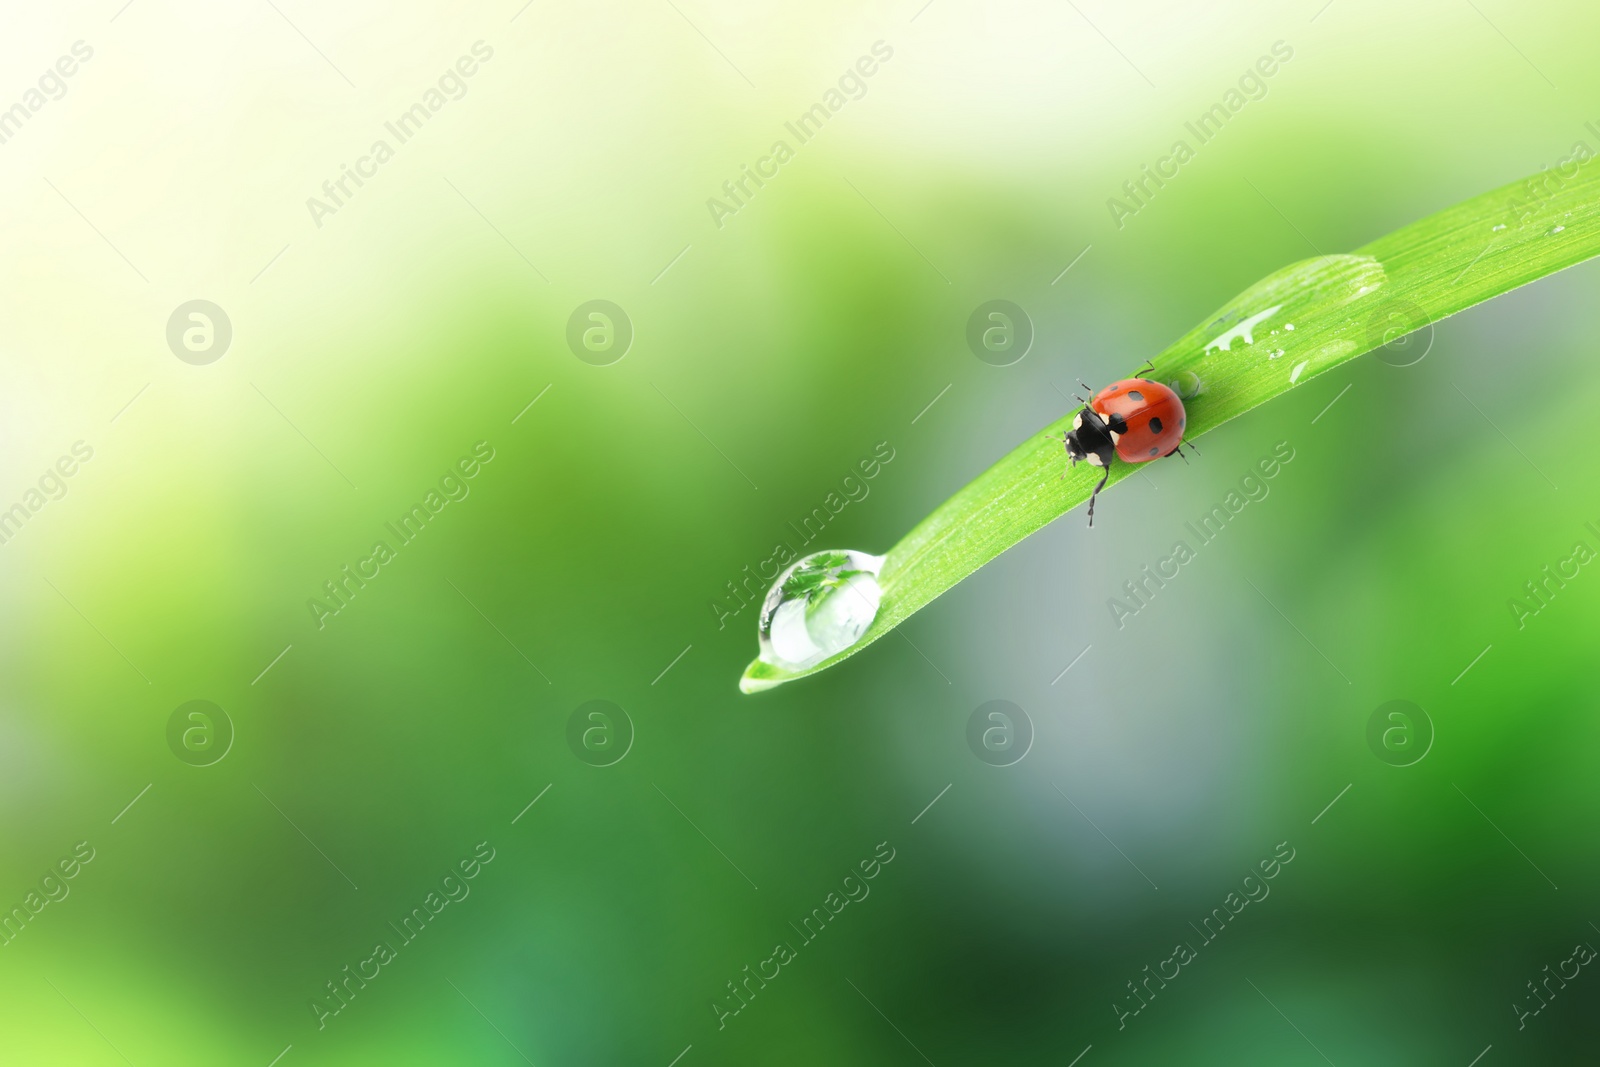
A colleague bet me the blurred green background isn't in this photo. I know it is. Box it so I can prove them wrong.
[2,0,1598,1063]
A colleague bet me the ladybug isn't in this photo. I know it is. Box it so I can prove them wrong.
[1060,374,1189,525]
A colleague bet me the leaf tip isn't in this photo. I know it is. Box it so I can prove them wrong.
[739,661,781,695]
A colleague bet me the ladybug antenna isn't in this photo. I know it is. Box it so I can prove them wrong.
[1137,359,1155,376]
[1086,466,1110,527]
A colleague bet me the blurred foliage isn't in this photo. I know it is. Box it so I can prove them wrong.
[2,1,1599,1064]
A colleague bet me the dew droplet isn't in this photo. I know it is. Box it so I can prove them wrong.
[1492,223,1507,232]
[1169,370,1204,398]
[1549,225,1566,235]
[1268,348,1285,360]
[1289,360,1308,384]
[1284,323,1295,331]
[758,550,884,670]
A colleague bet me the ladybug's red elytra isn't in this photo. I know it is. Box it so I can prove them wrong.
[1060,375,1190,525]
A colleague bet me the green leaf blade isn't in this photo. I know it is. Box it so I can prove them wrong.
[741,165,1600,694]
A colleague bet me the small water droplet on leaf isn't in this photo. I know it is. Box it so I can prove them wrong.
[1169,370,1204,398]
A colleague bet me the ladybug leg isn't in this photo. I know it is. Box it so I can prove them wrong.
[1086,464,1110,527]
[1048,433,1073,480]
[1065,446,1082,481]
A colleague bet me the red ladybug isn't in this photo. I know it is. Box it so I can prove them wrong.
[1061,375,1189,525]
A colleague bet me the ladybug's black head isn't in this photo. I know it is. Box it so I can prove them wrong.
[1063,406,1117,470]
[1062,404,1121,527]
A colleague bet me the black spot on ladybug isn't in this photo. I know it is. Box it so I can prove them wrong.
[1148,446,1158,456]
[1128,390,1144,402]
[1148,416,1163,434]
[1179,416,1186,428]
